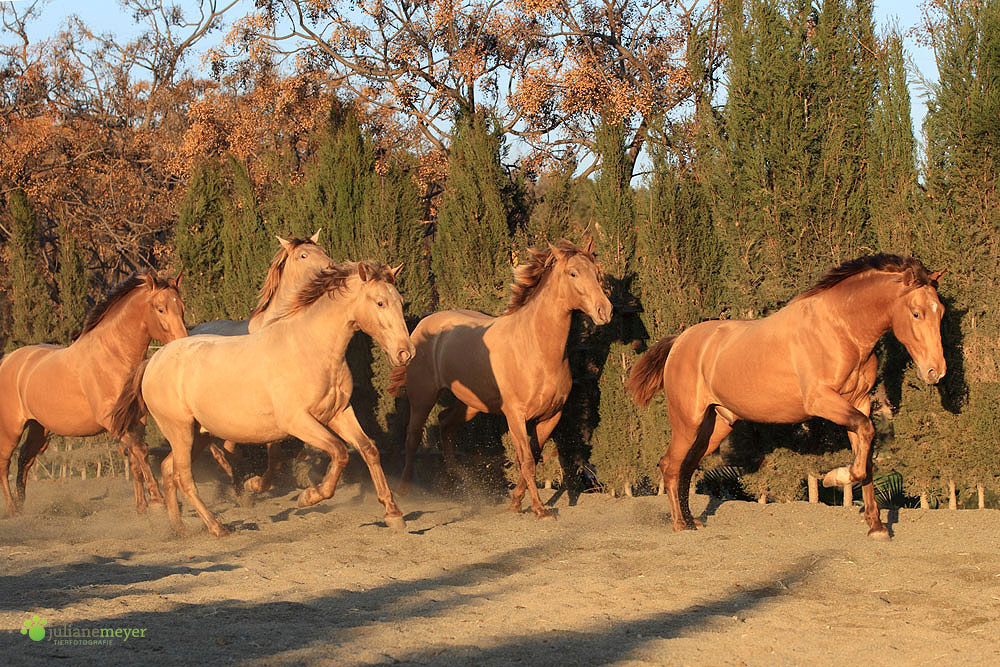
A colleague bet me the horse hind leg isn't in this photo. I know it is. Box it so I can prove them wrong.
[160,422,228,537]
[399,390,437,495]
[15,422,49,507]
[660,407,721,531]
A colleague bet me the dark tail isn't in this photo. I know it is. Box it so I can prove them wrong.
[387,365,407,397]
[109,359,149,438]
[627,336,677,407]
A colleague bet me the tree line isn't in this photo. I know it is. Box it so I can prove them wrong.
[2,0,998,509]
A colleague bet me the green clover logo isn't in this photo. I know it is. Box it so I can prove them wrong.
[21,615,47,641]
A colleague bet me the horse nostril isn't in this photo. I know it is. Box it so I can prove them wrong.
[927,368,940,383]
[398,349,412,365]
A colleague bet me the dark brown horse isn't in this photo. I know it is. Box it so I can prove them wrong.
[389,240,612,518]
[628,255,946,539]
[0,272,186,516]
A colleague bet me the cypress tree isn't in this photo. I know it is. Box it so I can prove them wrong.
[54,216,89,342]
[5,189,55,349]
[588,119,645,495]
[432,113,512,314]
[915,0,1000,503]
[175,160,228,324]
[220,157,272,319]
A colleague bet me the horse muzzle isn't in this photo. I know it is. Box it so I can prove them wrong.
[593,301,613,326]
[395,345,415,367]
[923,366,944,385]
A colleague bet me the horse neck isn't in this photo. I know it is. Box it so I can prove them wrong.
[77,290,152,365]
[817,274,900,353]
[288,290,358,366]
[506,272,574,364]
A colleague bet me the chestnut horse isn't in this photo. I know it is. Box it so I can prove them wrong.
[111,262,413,537]
[628,255,946,540]
[389,240,612,518]
[0,271,186,516]
[188,231,333,488]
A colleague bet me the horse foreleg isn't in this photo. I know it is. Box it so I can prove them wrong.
[246,442,290,493]
[846,392,888,540]
[503,409,551,519]
[287,413,351,509]
[329,405,405,530]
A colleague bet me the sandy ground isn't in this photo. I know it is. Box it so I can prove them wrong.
[1,455,999,666]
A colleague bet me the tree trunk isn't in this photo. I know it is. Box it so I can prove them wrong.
[948,479,957,510]
[544,479,552,490]
[920,491,929,510]
[807,474,819,504]
[978,483,985,510]
[843,483,853,508]
[96,460,102,479]
[624,483,633,498]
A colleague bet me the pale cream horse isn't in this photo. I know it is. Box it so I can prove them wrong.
[112,262,414,537]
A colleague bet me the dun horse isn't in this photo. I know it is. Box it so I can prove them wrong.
[189,231,333,489]
[389,240,612,519]
[0,272,186,516]
[111,262,413,537]
[628,255,946,539]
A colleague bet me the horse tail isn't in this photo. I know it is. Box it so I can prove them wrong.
[387,365,407,398]
[109,359,150,439]
[627,336,677,407]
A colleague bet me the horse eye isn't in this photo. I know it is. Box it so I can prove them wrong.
[377,300,385,308]
[570,271,578,278]
[157,307,165,313]
[912,312,920,319]
[300,253,307,259]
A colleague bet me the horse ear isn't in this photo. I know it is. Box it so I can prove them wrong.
[276,235,292,250]
[390,263,404,281]
[929,268,946,283]
[310,229,321,244]
[142,272,157,290]
[583,237,595,254]
[901,268,914,286]
[173,271,183,289]
[358,262,369,282]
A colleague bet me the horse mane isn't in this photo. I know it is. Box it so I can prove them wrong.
[793,254,938,302]
[503,239,601,315]
[250,237,319,320]
[277,261,396,321]
[78,271,170,337]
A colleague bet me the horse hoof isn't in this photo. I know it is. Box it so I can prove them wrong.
[246,476,268,494]
[209,524,231,538]
[297,488,320,507]
[385,515,406,531]
[508,502,523,514]
[396,482,412,497]
[822,467,852,488]
[868,527,891,541]
[672,522,696,532]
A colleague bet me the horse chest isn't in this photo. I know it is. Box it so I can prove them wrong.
[523,368,571,419]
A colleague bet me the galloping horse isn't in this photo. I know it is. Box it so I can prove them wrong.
[188,231,333,489]
[389,239,612,519]
[0,271,186,516]
[111,261,413,537]
[628,255,946,539]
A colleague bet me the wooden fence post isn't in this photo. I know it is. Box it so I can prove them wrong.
[807,473,819,504]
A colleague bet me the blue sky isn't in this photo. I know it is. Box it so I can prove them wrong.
[22,1,939,143]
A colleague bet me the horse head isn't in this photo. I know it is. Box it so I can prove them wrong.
[142,272,187,343]
[353,262,415,367]
[890,267,947,385]
[550,238,612,325]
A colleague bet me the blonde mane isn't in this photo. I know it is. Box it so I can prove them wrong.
[250,238,321,320]
[276,261,397,321]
